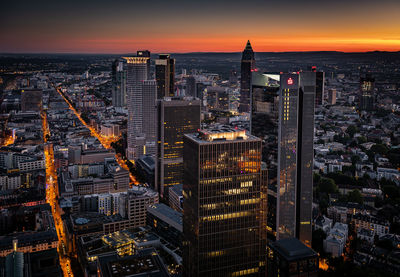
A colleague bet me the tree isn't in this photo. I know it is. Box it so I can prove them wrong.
[347,189,363,204]
[346,125,358,138]
[319,177,338,194]
[357,136,367,144]
[370,144,388,155]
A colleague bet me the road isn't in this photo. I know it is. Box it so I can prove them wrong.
[42,112,74,277]
[55,86,139,185]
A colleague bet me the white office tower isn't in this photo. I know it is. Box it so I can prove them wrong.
[125,55,156,161]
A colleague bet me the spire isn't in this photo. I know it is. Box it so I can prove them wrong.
[245,40,253,51]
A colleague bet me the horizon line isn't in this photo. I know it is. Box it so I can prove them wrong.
[1,50,400,55]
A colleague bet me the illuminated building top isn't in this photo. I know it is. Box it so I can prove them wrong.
[190,126,258,142]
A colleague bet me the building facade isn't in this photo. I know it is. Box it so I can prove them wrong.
[125,53,157,160]
[155,97,200,198]
[111,59,127,108]
[277,72,315,246]
[155,54,175,99]
[183,128,266,276]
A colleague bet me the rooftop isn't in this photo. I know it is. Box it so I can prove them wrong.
[269,238,317,261]
[186,126,259,144]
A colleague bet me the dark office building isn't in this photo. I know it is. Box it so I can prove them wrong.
[277,72,315,246]
[206,86,230,112]
[315,71,325,106]
[21,89,43,112]
[359,74,375,111]
[147,203,182,247]
[111,59,127,108]
[185,76,196,97]
[183,127,266,277]
[240,40,255,113]
[155,54,175,99]
[250,72,315,245]
[250,72,280,240]
[136,155,155,187]
[267,238,318,277]
[155,97,201,198]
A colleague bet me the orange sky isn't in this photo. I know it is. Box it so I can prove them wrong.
[1,0,399,53]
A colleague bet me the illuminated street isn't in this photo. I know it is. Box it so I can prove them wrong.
[42,112,74,277]
[55,86,139,185]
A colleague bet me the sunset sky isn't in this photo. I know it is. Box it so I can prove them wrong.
[1,0,400,53]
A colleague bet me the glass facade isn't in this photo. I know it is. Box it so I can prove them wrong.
[183,131,266,277]
[250,72,280,240]
[156,98,201,198]
[240,40,255,113]
[277,73,315,246]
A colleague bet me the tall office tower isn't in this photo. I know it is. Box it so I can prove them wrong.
[111,59,127,108]
[183,128,266,277]
[315,71,325,106]
[155,54,175,99]
[125,54,157,161]
[142,80,157,156]
[277,72,315,246]
[155,97,200,198]
[359,74,375,111]
[250,72,280,240]
[240,40,255,113]
[185,76,196,97]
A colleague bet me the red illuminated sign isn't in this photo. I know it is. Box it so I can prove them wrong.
[287,77,294,85]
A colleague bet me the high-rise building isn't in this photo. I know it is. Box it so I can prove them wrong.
[277,72,315,246]
[155,54,175,99]
[183,127,266,277]
[315,71,325,106]
[359,74,375,111]
[155,97,200,198]
[240,40,255,113]
[250,72,280,240]
[111,59,127,108]
[125,53,157,161]
[185,76,196,97]
[250,71,315,246]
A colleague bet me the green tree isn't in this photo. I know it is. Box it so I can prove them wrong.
[370,144,389,155]
[319,178,338,194]
[347,189,363,204]
[357,136,367,144]
[346,125,358,138]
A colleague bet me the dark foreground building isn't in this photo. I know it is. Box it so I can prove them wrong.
[183,127,266,277]
[267,238,318,277]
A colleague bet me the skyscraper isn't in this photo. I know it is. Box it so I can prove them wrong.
[183,127,266,277]
[125,53,157,161]
[315,71,325,106]
[155,97,201,198]
[155,54,175,99]
[240,40,255,113]
[250,71,315,246]
[185,76,196,97]
[250,72,280,240]
[359,73,375,111]
[111,59,127,108]
[277,72,315,246]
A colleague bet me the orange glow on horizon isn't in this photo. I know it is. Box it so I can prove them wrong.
[2,36,399,54]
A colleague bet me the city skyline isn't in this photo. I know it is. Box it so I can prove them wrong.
[1,0,400,53]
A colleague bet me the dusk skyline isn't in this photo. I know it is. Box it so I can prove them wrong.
[1,0,400,53]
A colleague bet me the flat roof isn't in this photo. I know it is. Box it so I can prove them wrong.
[269,238,317,261]
[147,203,182,232]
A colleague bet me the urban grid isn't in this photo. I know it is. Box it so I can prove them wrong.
[0,1,400,277]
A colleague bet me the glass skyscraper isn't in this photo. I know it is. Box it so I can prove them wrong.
[183,128,266,277]
[277,72,315,246]
[155,97,201,198]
